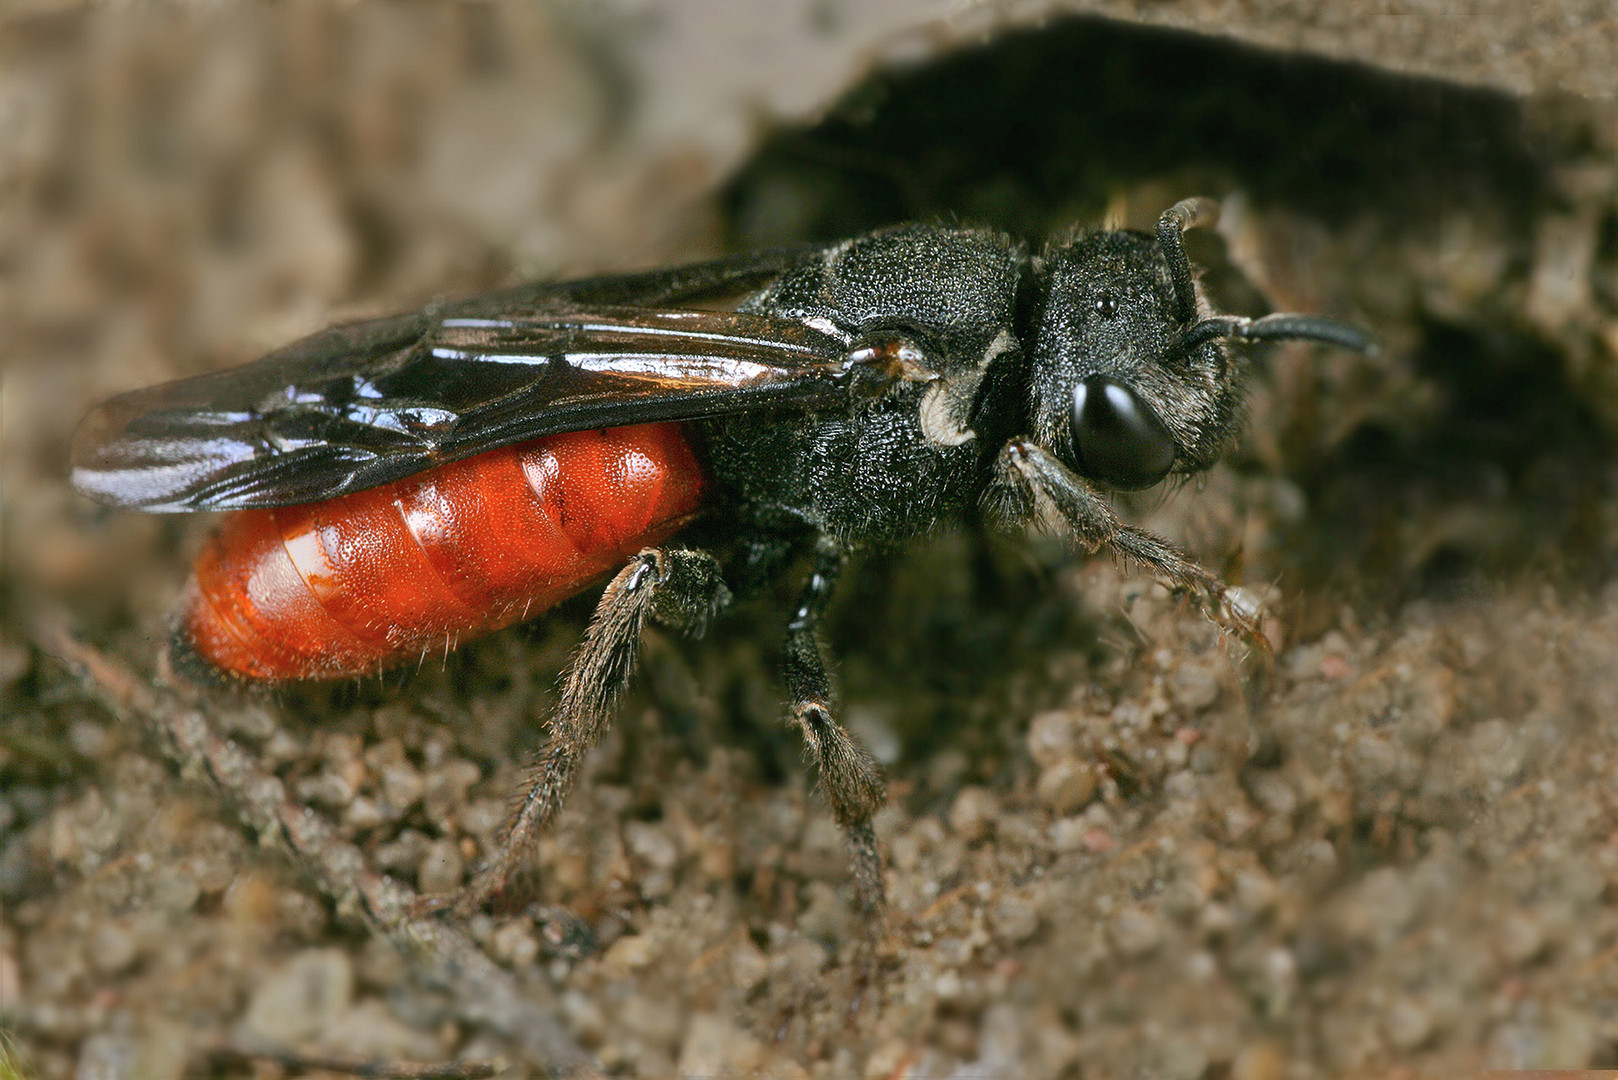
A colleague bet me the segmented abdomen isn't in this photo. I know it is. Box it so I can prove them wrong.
[180,423,705,681]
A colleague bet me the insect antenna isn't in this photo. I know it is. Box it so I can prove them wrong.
[1157,196,1220,326]
[1183,312,1379,355]
[1158,196,1379,358]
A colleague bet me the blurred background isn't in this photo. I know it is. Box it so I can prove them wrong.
[3,2,1617,1077]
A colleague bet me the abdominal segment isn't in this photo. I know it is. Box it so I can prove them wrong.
[179,423,705,681]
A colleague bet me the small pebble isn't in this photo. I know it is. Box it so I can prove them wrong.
[0,639,32,691]
[1111,908,1162,956]
[489,920,540,968]
[0,951,20,1004]
[1245,771,1297,817]
[73,1033,142,1080]
[1540,1005,1599,1069]
[1231,1041,1286,1080]
[370,703,419,743]
[217,703,280,741]
[865,1040,913,1080]
[989,895,1041,944]
[624,820,679,870]
[294,770,355,809]
[343,796,387,830]
[768,937,828,984]
[317,998,444,1061]
[618,991,684,1058]
[1168,662,1222,712]
[728,940,768,993]
[1156,1035,1208,1080]
[1037,760,1097,816]
[87,922,140,975]
[417,837,465,895]
[1498,910,1545,964]
[147,867,201,915]
[68,720,115,760]
[243,949,355,1045]
[262,728,303,764]
[676,1013,780,1080]
[602,933,657,972]
[1469,718,1526,783]
[1047,818,1100,853]
[1183,950,1218,982]
[1233,869,1278,915]
[374,829,432,874]
[1385,997,1433,1050]
[422,760,481,821]
[378,759,425,816]
[1082,828,1115,853]
[459,798,508,840]
[1026,710,1084,768]
[948,785,1000,842]
[796,880,853,945]
[355,935,409,991]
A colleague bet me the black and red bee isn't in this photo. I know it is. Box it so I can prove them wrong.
[71,198,1373,918]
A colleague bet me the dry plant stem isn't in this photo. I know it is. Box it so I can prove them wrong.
[209,1043,506,1080]
[28,609,602,1080]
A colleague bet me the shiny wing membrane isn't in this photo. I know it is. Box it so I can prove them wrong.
[72,261,851,513]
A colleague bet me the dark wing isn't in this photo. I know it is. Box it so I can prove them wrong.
[72,298,852,512]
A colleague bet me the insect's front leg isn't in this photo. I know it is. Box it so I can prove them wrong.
[992,438,1261,639]
[782,537,888,920]
[426,547,731,918]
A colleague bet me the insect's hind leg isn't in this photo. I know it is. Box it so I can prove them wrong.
[782,538,888,921]
[426,547,730,918]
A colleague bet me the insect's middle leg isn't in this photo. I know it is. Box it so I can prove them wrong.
[782,538,888,920]
[433,547,730,917]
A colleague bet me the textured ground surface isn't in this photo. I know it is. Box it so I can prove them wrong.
[4,4,1618,1079]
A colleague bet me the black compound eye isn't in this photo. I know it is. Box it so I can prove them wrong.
[1094,291,1119,318]
[1071,375,1177,490]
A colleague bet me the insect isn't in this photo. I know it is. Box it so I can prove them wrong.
[71,197,1374,918]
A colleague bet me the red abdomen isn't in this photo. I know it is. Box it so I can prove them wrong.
[181,423,705,681]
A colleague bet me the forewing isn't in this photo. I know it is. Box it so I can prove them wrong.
[72,303,850,511]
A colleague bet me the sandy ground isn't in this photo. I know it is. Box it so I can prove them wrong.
[4,5,1618,1078]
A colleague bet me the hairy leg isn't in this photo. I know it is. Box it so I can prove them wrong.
[781,537,888,920]
[991,438,1262,639]
[428,547,729,917]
